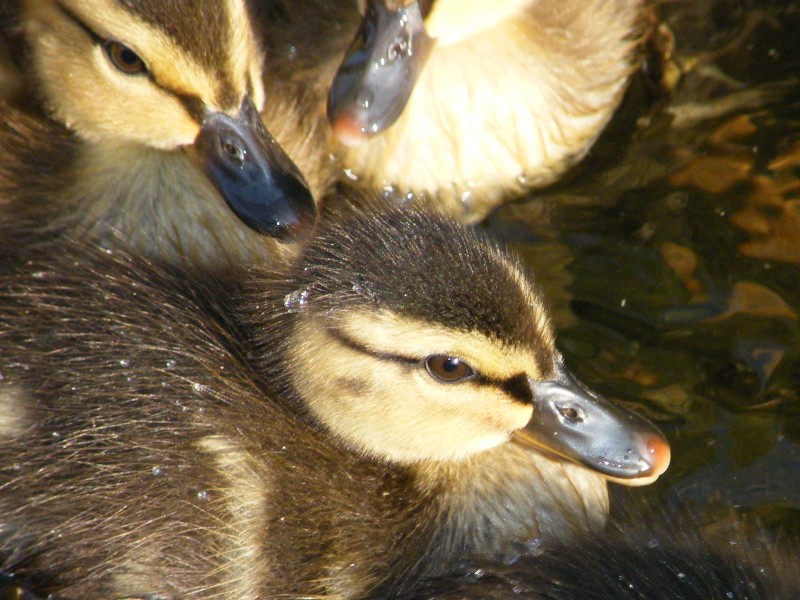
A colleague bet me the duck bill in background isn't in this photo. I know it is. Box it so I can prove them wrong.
[513,363,671,486]
[327,0,434,146]
[186,95,316,241]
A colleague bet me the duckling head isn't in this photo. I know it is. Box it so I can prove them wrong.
[18,0,315,239]
[253,206,669,483]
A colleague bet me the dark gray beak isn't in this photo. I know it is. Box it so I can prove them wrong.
[513,361,671,486]
[327,0,433,146]
[187,95,316,241]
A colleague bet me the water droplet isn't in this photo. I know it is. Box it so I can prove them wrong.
[352,283,363,294]
[525,537,544,555]
[647,538,659,549]
[516,173,529,186]
[284,288,310,313]
[152,466,163,476]
[358,90,373,109]
[31,271,48,280]
[118,359,130,367]
[287,45,298,60]
[192,382,209,394]
[343,168,359,181]
[677,572,686,579]
[165,360,177,370]
[196,490,209,501]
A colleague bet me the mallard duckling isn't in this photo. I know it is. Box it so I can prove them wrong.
[324,0,644,220]
[0,204,669,598]
[0,0,328,271]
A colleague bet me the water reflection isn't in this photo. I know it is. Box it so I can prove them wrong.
[487,0,800,534]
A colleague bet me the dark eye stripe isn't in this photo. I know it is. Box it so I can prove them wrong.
[53,0,207,125]
[326,327,533,404]
[325,327,418,366]
[54,1,103,45]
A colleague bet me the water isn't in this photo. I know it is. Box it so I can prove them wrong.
[485,0,800,534]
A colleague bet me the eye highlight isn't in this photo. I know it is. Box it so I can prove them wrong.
[425,355,475,383]
[103,41,148,75]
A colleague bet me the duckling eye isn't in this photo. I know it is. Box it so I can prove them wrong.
[104,41,147,75]
[425,355,475,383]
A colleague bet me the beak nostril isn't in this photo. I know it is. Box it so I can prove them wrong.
[220,139,245,164]
[555,403,582,423]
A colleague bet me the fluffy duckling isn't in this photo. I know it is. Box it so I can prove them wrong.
[0,0,329,271]
[0,204,669,598]
[322,0,644,220]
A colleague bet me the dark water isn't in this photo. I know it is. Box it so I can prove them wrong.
[487,0,800,535]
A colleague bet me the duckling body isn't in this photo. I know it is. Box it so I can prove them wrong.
[273,0,643,220]
[0,205,667,598]
[0,0,329,272]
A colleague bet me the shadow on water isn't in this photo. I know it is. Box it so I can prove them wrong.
[487,0,800,535]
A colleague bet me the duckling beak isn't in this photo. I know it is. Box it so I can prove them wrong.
[186,95,316,240]
[327,0,434,146]
[513,364,671,486]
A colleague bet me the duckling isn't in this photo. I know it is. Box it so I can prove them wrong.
[0,0,329,272]
[317,0,645,220]
[0,203,669,598]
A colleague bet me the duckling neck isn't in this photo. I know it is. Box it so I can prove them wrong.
[64,142,285,270]
[413,443,609,565]
[0,111,287,272]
